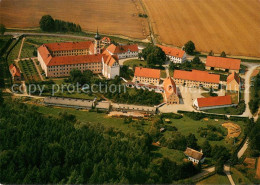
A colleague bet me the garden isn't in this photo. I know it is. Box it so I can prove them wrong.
[19,59,41,81]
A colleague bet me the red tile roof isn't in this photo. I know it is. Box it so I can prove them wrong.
[101,37,111,43]
[163,77,177,98]
[206,56,241,70]
[44,41,94,52]
[173,70,220,84]
[38,45,53,66]
[106,44,138,54]
[103,54,118,67]
[9,64,21,77]
[47,54,103,66]
[157,45,185,58]
[134,67,161,79]
[227,72,240,84]
[196,95,232,108]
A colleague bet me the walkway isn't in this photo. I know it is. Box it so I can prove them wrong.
[224,165,235,185]
[190,166,215,181]
[32,58,44,81]
[17,37,25,60]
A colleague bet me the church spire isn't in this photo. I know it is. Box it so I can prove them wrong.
[95,27,101,40]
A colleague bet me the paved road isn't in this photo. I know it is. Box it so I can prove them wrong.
[224,165,235,185]
[241,62,260,119]
[237,138,249,159]
[5,32,95,41]
[190,166,215,181]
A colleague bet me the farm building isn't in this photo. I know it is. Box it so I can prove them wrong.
[193,95,235,111]
[184,147,205,164]
[157,45,186,63]
[173,70,220,89]
[133,67,161,85]
[206,56,241,73]
[163,77,179,104]
[105,44,138,59]
[226,72,240,92]
[44,97,94,109]
[111,103,157,114]
[9,64,21,81]
[37,31,120,79]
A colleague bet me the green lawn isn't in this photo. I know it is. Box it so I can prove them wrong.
[25,35,86,46]
[7,39,22,65]
[152,147,186,164]
[163,116,246,148]
[20,42,36,59]
[196,174,230,185]
[123,59,147,68]
[231,167,253,185]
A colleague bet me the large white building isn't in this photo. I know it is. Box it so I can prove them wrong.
[102,54,120,79]
[106,44,139,59]
[158,45,186,63]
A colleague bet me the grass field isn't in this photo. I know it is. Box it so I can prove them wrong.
[143,0,260,57]
[7,39,22,65]
[231,167,253,185]
[196,174,230,185]
[0,0,148,39]
[123,59,147,68]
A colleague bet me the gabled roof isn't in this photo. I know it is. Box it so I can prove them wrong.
[103,54,118,67]
[157,45,185,58]
[227,72,240,84]
[101,37,111,43]
[48,54,103,66]
[196,95,232,108]
[173,70,220,84]
[184,147,204,160]
[44,41,94,52]
[38,45,53,66]
[163,77,177,98]
[134,67,161,79]
[9,64,21,77]
[206,56,241,70]
[106,44,138,54]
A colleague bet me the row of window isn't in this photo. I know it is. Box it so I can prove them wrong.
[49,63,101,68]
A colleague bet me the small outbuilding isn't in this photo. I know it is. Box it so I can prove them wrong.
[184,147,205,164]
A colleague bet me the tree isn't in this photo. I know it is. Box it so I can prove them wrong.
[184,41,195,55]
[186,133,198,150]
[192,56,201,64]
[0,24,6,35]
[209,87,218,97]
[39,15,55,32]
[142,45,166,67]
[138,53,143,60]
[208,50,214,56]
[201,140,211,157]
[147,53,157,67]
[0,89,4,105]
[220,51,226,57]
[215,158,224,174]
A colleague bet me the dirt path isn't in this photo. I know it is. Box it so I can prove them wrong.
[17,37,25,60]
[32,58,44,81]
[224,165,235,185]
[190,166,215,181]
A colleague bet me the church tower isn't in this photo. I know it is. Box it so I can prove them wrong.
[94,28,101,54]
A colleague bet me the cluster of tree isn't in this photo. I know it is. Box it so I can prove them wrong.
[245,118,260,157]
[184,41,195,55]
[0,98,200,183]
[178,111,228,121]
[39,15,82,33]
[120,65,134,80]
[169,56,205,71]
[67,69,93,85]
[105,86,163,106]
[160,113,183,120]
[141,45,166,67]
[249,73,260,114]
[197,125,224,141]
[138,13,148,18]
[0,24,6,35]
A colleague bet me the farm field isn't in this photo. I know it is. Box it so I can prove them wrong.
[143,0,260,57]
[0,0,148,39]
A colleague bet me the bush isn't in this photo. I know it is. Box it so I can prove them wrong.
[160,113,183,119]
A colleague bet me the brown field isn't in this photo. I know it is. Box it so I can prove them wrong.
[244,158,256,169]
[0,0,148,39]
[143,0,260,57]
[257,157,260,179]
[222,122,241,138]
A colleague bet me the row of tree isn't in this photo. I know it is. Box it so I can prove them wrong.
[249,73,260,114]
[40,15,82,32]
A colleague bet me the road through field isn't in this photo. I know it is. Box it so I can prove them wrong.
[142,0,260,57]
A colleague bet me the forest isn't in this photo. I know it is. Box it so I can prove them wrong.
[0,96,199,184]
